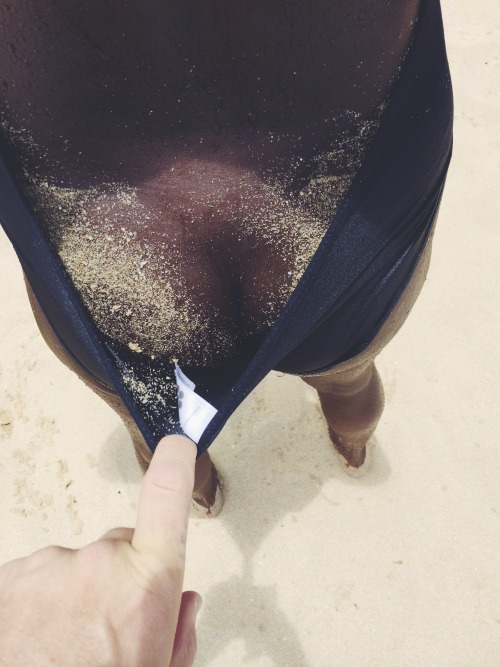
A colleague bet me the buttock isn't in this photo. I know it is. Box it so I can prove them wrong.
[0,0,422,372]
[0,0,451,453]
[299,221,436,381]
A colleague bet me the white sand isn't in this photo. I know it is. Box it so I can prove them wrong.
[1,0,499,664]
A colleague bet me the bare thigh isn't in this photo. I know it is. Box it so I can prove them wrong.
[23,278,221,514]
[304,223,435,384]
[300,224,435,468]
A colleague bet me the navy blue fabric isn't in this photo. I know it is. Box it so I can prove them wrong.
[0,0,452,456]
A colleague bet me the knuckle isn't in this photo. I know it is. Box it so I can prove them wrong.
[146,465,190,495]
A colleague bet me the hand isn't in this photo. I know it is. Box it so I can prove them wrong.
[0,435,200,667]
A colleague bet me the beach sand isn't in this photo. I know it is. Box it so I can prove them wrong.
[0,0,499,664]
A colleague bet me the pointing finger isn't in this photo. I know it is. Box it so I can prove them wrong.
[131,435,196,577]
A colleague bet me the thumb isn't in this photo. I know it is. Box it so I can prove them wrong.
[170,591,202,667]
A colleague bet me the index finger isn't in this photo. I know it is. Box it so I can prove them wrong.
[132,435,196,575]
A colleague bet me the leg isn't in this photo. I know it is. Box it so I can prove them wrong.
[303,362,384,467]
[301,223,436,468]
[24,278,222,515]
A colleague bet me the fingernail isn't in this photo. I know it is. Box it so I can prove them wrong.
[194,594,203,615]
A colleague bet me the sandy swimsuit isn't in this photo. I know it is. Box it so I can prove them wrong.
[0,0,452,455]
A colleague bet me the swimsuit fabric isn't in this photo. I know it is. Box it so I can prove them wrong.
[0,0,453,455]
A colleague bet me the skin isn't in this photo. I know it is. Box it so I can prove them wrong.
[0,1,421,348]
[0,435,200,667]
[0,0,420,169]
[4,0,427,500]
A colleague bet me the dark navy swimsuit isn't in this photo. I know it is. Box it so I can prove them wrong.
[0,0,453,455]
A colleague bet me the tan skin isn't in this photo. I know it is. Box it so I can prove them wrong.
[2,1,423,498]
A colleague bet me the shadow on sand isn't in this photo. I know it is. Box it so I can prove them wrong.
[192,373,391,666]
[95,372,391,664]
